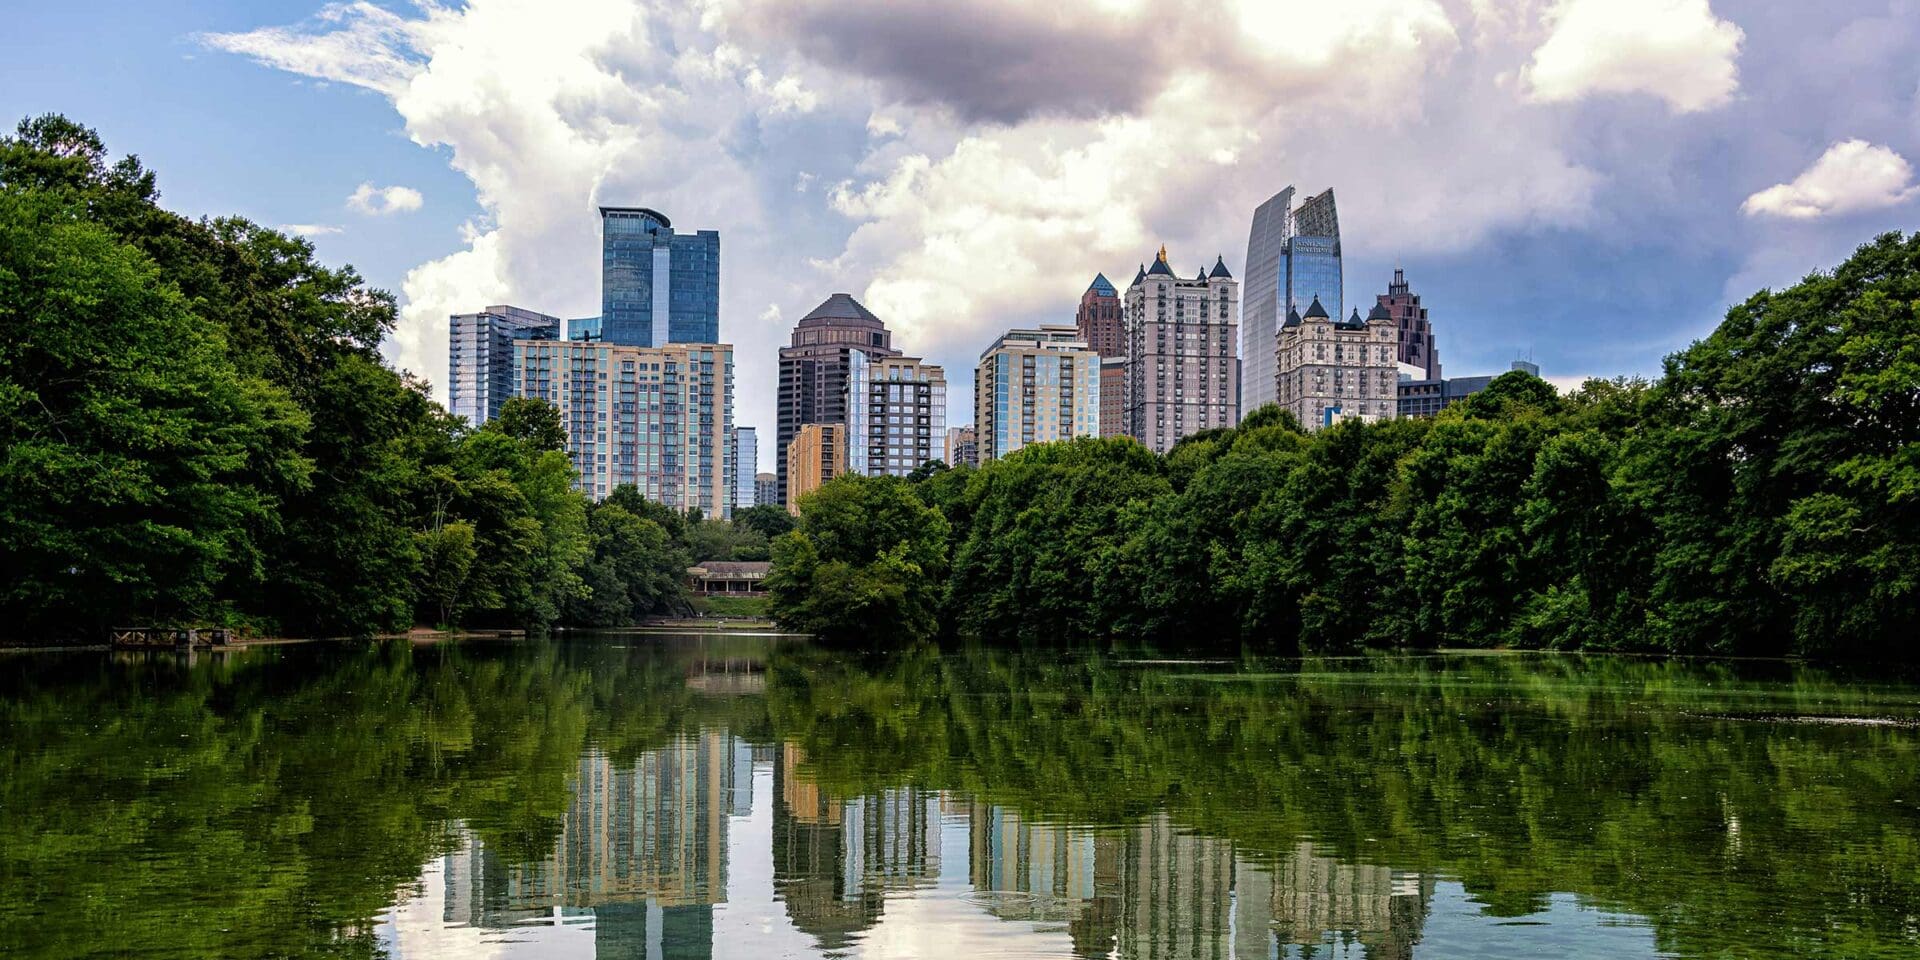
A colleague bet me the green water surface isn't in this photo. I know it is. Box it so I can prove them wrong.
[3,637,1917,959]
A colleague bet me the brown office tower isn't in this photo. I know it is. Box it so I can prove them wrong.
[1076,273,1125,359]
[1377,267,1441,380]
[775,294,898,506]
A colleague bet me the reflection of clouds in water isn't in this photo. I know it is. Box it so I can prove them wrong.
[378,840,593,960]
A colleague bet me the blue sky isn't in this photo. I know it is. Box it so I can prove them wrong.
[6,1,1919,453]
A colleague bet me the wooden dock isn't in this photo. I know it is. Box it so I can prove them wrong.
[109,627,231,650]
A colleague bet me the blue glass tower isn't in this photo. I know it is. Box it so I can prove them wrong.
[1283,189,1342,330]
[599,206,720,346]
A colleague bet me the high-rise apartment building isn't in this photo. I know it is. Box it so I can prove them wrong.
[729,427,757,518]
[847,354,946,477]
[1241,187,1342,418]
[599,206,720,347]
[944,426,978,468]
[1275,298,1396,430]
[448,305,561,425]
[1122,247,1239,453]
[754,472,777,508]
[775,293,899,505]
[515,339,733,510]
[1075,273,1124,358]
[974,326,1100,461]
[1377,267,1441,380]
[785,424,846,514]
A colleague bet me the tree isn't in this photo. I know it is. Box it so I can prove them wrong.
[0,188,307,636]
[734,503,797,541]
[946,437,1169,642]
[486,396,567,452]
[767,476,949,642]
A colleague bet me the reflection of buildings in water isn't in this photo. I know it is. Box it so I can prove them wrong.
[966,803,1124,959]
[1115,813,1235,960]
[964,808,1434,960]
[436,730,754,960]
[1232,843,1434,960]
[771,743,942,952]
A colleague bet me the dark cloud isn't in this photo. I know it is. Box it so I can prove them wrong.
[734,0,1170,123]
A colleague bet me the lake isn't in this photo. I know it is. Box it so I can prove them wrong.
[3,635,1918,959]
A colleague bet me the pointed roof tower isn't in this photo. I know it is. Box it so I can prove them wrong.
[1208,255,1232,279]
[1283,305,1303,328]
[1087,273,1118,298]
[1303,296,1330,320]
[1146,245,1175,277]
[1132,263,1147,286]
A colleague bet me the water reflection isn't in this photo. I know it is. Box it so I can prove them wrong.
[3,638,1918,959]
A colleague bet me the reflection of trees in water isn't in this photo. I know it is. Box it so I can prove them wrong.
[5,640,1920,959]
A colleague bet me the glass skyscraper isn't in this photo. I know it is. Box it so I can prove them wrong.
[600,206,719,347]
[1286,189,1342,324]
[1240,187,1342,419]
[448,305,561,426]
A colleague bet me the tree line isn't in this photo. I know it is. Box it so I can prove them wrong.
[771,230,1919,660]
[0,115,793,639]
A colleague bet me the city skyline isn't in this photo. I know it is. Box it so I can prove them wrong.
[10,2,1914,448]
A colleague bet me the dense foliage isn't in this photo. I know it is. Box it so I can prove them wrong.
[0,116,736,638]
[782,233,1918,659]
[767,475,949,641]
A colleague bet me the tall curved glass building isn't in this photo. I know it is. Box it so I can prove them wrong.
[1241,187,1342,418]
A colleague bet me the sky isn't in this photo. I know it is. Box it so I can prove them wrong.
[5,0,1919,469]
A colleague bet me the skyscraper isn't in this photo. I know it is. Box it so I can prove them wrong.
[846,354,946,478]
[515,339,733,509]
[975,326,1101,461]
[729,427,757,518]
[1075,273,1124,358]
[599,206,720,347]
[755,472,777,507]
[1122,247,1239,453]
[1241,187,1342,418]
[1377,267,1441,380]
[448,305,561,425]
[775,293,899,505]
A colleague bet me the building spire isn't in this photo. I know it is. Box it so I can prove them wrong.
[1156,244,1168,264]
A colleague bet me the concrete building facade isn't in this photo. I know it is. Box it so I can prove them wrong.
[1122,247,1240,453]
[847,353,946,477]
[1275,298,1397,430]
[944,426,978,468]
[785,423,846,514]
[514,339,733,510]
[974,326,1101,461]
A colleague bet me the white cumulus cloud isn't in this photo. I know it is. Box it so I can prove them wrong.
[347,181,424,215]
[207,0,1632,426]
[1741,139,1920,220]
[1523,0,1743,113]
[280,223,343,236]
